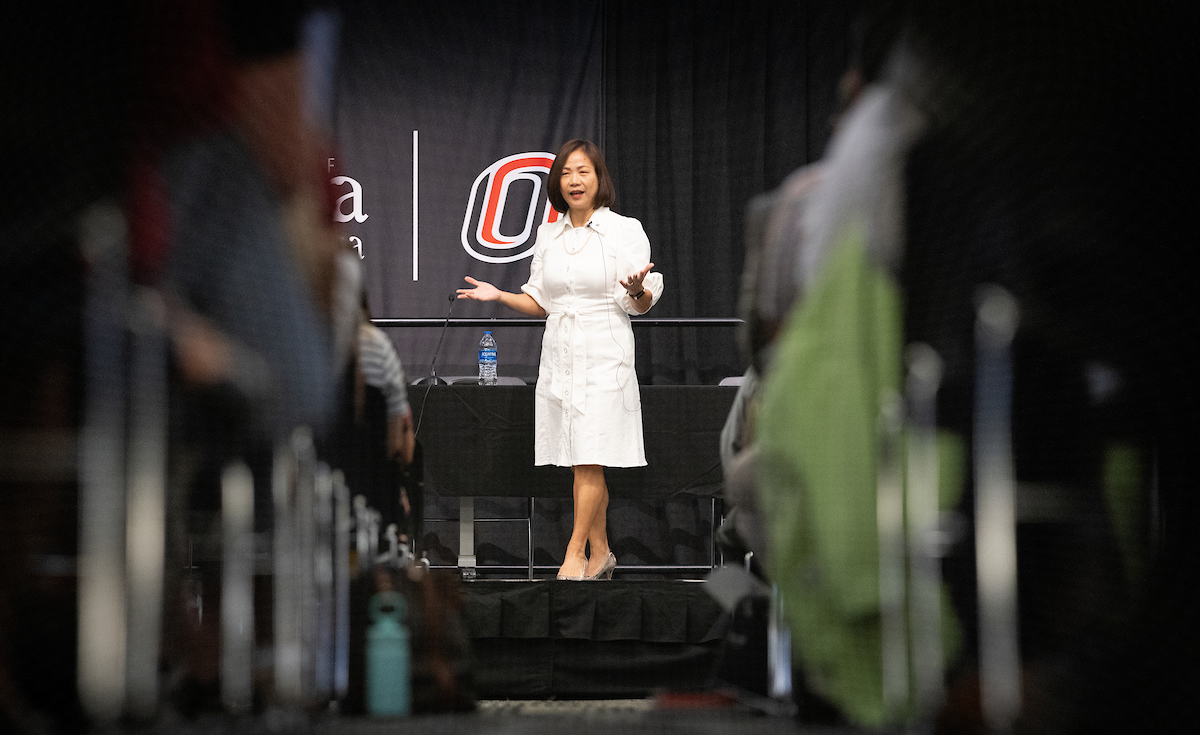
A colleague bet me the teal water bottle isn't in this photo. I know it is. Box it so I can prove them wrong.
[367,591,410,716]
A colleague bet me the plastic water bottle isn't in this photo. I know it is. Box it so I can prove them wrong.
[367,591,410,716]
[478,331,498,385]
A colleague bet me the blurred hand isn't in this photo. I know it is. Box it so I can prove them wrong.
[399,411,415,466]
[457,276,501,301]
[388,410,415,466]
[172,312,234,386]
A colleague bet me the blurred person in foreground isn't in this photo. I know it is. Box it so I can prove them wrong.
[128,0,343,712]
[713,4,905,721]
[753,1,1196,730]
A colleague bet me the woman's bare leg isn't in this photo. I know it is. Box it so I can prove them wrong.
[588,477,609,563]
[557,471,588,578]
[558,465,608,578]
[579,465,611,578]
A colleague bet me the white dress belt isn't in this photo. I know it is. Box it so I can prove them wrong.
[546,305,601,415]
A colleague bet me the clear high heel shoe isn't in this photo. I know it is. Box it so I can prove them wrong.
[556,557,587,581]
[584,551,617,581]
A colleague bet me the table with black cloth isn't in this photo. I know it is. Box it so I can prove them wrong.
[406,384,738,572]
[408,384,736,497]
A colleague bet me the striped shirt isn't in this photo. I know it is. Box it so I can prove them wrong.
[358,323,409,417]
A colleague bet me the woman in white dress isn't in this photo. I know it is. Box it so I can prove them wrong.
[457,139,663,581]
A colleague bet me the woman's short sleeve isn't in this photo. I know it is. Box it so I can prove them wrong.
[614,218,664,315]
[520,224,550,312]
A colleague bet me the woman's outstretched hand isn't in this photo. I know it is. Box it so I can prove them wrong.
[620,262,654,295]
[457,276,501,301]
[455,276,546,317]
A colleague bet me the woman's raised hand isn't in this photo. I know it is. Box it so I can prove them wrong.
[620,262,654,295]
[456,276,544,316]
[457,276,501,301]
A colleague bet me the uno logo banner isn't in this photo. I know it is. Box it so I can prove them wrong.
[461,152,562,263]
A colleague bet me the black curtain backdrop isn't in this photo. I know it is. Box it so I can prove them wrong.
[332,0,854,384]
[604,0,852,384]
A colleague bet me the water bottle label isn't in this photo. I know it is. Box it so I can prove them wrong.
[479,349,497,364]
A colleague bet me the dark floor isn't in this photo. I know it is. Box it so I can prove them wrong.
[144,700,869,735]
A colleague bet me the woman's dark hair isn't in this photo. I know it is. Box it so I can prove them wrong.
[547,139,616,214]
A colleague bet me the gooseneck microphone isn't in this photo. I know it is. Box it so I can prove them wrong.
[413,293,456,441]
[415,293,456,386]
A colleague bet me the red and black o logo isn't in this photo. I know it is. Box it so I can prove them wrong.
[461,152,562,263]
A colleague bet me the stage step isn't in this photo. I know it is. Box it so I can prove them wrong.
[462,579,727,699]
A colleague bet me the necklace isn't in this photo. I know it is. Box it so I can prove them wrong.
[563,225,595,256]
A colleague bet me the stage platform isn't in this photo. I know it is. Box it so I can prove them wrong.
[461,579,728,699]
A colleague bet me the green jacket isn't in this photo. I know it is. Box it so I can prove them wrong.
[756,223,961,725]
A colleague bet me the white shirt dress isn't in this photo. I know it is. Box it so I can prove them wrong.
[520,207,664,467]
